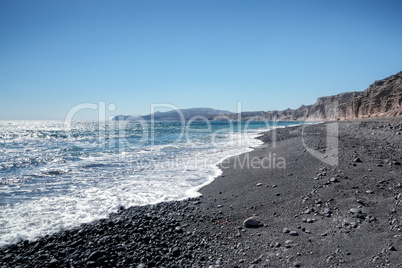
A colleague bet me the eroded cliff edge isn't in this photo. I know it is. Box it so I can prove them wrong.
[215,71,402,121]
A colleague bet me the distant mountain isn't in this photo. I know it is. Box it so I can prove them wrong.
[211,71,402,121]
[113,108,234,121]
[114,72,402,122]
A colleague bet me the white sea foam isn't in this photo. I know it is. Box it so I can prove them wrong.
[0,121,296,246]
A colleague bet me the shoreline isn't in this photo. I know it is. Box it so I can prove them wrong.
[1,120,401,267]
[0,121,284,247]
[184,122,307,205]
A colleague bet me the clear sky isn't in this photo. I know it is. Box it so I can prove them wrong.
[1,0,401,120]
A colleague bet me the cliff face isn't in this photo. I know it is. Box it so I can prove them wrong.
[215,71,402,121]
[338,71,402,120]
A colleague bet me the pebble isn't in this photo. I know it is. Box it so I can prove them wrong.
[282,228,290,233]
[366,190,374,194]
[270,241,281,248]
[350,208,362,214]
[304,208,312,214]
[88,251,104,261]
[243,217,261,228]
[171,247,181,257]
[48,258,59,267]
[323,208,332,216]
[216,258,223,265]
[289,231,299,236]
[293,261,301,267]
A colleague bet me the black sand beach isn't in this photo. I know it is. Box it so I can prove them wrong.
[1,120,401,267]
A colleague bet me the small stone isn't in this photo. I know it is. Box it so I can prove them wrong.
[243,217,261,228]
[366,190,374,194]
[350,208,362,214]
[306,218,314,223]
[354,157,362,163]
[282,228,290,233]
[304,208,312,214]
[256,183,263,186]
[48,258,59,268]
[352,212,364,219]
[330,177,339,183]
[171,247,180,257]
[270,241,281,248]
[293,261,301,267]
[324,208,332,214]
[88,251,104,261]
[389,246,397,251]
[289,231,299,236]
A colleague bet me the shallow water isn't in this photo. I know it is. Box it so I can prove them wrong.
[0,120,302,246]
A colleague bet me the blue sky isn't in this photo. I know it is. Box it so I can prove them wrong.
[1,0,401,120]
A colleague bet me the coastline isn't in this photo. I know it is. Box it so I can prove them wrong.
[184,122,298,201]
[1,120,401,267]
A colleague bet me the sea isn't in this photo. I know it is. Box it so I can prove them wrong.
[0,120,303,246]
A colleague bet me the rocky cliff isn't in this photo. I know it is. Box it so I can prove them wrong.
[338,71,402,120]
[214,71,402,121]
